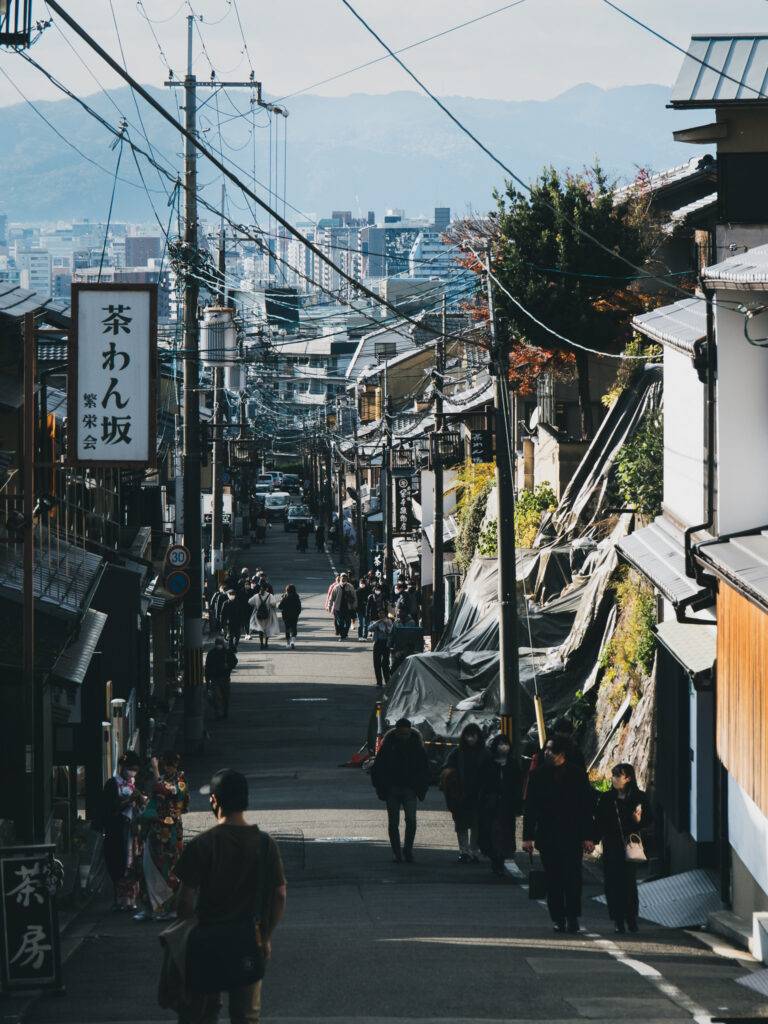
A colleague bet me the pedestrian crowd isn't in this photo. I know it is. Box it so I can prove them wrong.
[371,715,651,937]
[204,565,307,717]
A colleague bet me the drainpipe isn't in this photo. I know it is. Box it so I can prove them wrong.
[683,283,717,589]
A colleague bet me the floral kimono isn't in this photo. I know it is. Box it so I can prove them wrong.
[139,771,190,916]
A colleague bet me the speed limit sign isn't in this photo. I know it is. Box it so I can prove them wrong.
[167,544,191,570]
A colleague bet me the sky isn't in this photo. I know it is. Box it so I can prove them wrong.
[2,0,765,109]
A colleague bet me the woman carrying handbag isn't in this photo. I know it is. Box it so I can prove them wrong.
[594,762,652,934]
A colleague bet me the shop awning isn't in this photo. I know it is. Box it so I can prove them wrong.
[51,608,108,685]
[393,538,420,566]
[654,619,716,685]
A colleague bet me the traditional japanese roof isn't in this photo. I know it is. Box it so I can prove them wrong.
[632,297,707,357]
[696,528,768,615]
[51,607,108,685]
[701,243,768,289]
[0,284,70,326]
[616,515,710,608]
[0,535,105,619]
[670,35,768,108]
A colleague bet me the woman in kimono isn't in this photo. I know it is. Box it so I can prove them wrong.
[134,751,189,920]
[102,751,145,909]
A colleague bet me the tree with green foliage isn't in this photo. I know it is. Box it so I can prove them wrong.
[489,165,657,439]
[614,408,663,519]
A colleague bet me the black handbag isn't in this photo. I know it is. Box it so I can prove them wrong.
[186,831,270,993]
[528,852,547,900]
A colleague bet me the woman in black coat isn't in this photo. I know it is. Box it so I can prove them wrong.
[441,722,491,863]
[278,584,302,648]
[594,762,652,933]
[479,734,522,876]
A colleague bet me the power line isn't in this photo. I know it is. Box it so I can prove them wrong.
[274,0,530,102]
[601,0,767,99]
[337,0,699,299]
[43,0,478,345]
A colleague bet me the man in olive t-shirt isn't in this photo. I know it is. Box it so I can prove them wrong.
[174,769,287,1024]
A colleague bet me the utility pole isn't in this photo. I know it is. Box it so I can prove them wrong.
[337,452,345,563]
[353,384,365,579]
[486,245,520,757]
[179,16,204,753]
[211,183,226,581]
[23,312,36,841]
[431,295,446,646]
[383,386,393,593]
[167,21,279,752]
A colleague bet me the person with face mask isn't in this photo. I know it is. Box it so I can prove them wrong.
[102,751,146,910]
[370,718,430,863]
[440,723,491,863]
[522,736,596,933]
[478,734,523,876]
[594,762,652,933]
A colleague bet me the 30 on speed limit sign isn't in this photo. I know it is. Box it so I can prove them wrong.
[166,544,191,570]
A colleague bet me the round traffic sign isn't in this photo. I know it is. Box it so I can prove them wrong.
[167,544,191,570]
[166,570,191,597]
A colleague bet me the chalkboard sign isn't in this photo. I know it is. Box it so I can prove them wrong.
[0,845,63,992]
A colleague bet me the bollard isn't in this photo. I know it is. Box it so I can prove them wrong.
[110,698,127,768]
[101,721,112,783]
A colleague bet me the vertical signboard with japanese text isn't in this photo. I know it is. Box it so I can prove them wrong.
[69,284,157,468]
[0,846,62,992]
[393,476,414,536]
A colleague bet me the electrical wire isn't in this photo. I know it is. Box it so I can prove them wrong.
[471,246,655,361]
[601,0,767,99]
[97,127,125,282]
[337,0,701,300]
[42,1,480,346]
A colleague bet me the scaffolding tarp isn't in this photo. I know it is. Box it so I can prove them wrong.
[382,366,664,743]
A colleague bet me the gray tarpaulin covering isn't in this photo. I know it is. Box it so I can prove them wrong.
[382,366,664,742]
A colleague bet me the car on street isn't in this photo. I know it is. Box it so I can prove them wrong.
[285,504,314,532]
[282,473,301,493]
[264,490,291,521]
[256,474,275,491]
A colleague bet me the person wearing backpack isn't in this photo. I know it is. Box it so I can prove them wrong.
[329,573,356,641]
[249,584,278,650]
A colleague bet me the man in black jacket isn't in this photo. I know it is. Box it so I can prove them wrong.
[371,718,430,863]
[522,736,595,933]
[204,637,237,718]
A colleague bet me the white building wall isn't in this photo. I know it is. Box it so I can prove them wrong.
[663,346,706,527]
[728,773,768,901]
[715,296,768,533]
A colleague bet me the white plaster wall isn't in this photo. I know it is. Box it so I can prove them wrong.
[663,346,706,527]
[715,295,768,534]
[729,773,768,901]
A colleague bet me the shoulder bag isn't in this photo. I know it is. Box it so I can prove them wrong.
[186,830,271,993]
[615,797,646,863]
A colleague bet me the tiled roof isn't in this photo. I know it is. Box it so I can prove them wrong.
[670,35,768,107]
[632,297,707,356]
[701,243,768,289]
[697,529,768,614]
[617,516,709,608]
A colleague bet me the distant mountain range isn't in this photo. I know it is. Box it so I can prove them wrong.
[0,83,704,226]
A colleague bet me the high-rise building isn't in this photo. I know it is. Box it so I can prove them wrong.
[434,207,451,233]
[16,247,52,295]
[125,235,161,267]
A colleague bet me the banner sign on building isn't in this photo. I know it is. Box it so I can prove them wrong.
[470,429,493,464]
[69,284,157,467]
[393,476,414,536]
[0,845,62,992]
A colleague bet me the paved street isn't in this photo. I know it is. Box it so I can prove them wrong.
[14,531,768,1024]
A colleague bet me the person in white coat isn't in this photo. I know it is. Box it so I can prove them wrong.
[249,583,279,650]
